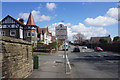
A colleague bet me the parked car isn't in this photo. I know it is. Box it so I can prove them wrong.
[73,46,80,52]
[94,47,103,52]
[82,46,87,49]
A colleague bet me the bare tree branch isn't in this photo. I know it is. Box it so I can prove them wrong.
[73,33,85,43]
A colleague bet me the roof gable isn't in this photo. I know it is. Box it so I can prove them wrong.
[37,27,47,34]
[1,15,25,26]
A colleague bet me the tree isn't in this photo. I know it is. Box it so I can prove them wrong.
[113,36,119,41]
[73,33,85,44]
[99,38,108,44]
[82,40,86,45]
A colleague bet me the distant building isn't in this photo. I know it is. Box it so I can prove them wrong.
[37,27,52,45]
[0,13,38,46]
[90,35,111,44]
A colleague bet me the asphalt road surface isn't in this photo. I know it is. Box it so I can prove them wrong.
[67,45,120,78]
[29,45,120,79]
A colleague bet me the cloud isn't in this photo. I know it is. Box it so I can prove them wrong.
[46,3,56,11]
[85,16,117,26]
[48,22,109,41]
[105,8,118,20]
[84,8,118,27]
[19,13,29,20]
[52,22,71,27]
[71,23,109,39]
[19,10,51,22]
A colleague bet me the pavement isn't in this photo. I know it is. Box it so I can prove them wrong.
[28,47,72,78]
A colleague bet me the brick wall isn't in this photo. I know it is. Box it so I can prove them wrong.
[1,36,33,78]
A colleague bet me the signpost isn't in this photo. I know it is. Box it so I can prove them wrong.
[55,24,67,40]
[55,24,71,74]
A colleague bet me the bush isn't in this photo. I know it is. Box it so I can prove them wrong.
[33,55,39,69]
[86,43,120,53]
[58,41,62,48]
[99,38,108,44]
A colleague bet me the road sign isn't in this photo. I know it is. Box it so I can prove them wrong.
[55,24,67,40]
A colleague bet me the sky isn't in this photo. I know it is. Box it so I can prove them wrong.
[1,2,119,41]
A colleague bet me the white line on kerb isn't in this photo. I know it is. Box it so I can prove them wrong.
[66,55,72,70]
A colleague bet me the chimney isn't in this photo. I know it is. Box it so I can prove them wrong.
[19,18,24,23]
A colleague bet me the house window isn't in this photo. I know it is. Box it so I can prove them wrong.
[0,31,5,36]
[32,31,35,37]
[10,30,16,36]
[27,31,31,37]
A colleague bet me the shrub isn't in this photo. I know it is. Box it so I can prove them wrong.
[99,38,108,44]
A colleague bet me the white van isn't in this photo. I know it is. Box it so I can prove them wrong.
[62,43,69,51]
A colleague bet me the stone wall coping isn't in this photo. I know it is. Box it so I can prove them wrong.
[1,36,32,45]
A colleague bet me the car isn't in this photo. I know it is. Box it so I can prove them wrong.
[94,47,103,52]
[73,46,80,52]
[82,46,87,49]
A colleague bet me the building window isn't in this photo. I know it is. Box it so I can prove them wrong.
[32,31,35,37]
[27,31,31,37]
[0,31,5,36]
[10,30,16,36]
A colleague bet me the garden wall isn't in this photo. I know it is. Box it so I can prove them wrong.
[1,36,33,78]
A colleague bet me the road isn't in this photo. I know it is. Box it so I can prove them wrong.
[28,45,120,79]
[67,45,120,78]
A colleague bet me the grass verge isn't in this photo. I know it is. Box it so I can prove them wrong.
[32,52,47,55]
